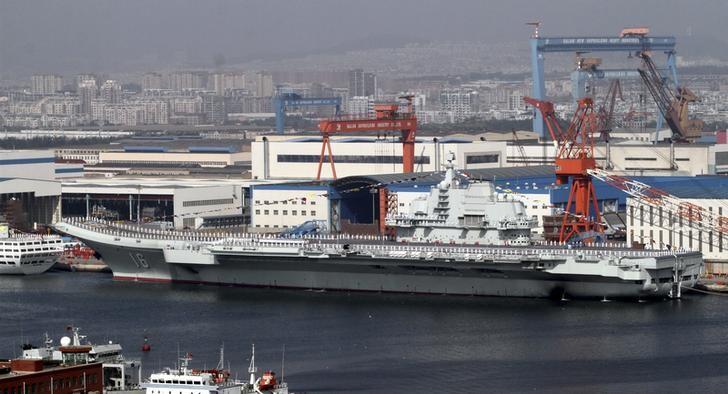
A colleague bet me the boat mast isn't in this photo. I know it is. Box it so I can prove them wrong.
[281,344,285,383]
[216,344,224,370]
[248,344,257,385]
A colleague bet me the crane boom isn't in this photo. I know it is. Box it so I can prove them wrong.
[597,79,622,141]
[588,168,728,238]
[637,52,702,142]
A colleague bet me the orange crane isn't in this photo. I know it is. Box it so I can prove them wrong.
[524,96,602,243]
[316,96,417,180]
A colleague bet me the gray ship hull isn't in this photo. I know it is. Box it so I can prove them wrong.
[196,255,682,299]
[79,237,700,300]
[57,220,703,300]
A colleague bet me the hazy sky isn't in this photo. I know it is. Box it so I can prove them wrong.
[1,0,727,78]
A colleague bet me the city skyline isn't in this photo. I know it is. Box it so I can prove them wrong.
[1,0,728,79]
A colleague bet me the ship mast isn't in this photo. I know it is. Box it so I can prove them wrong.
[248,344,257,385]
[216,344,224,370]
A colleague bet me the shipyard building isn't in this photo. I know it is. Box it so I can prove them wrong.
[61,178,254,230]
[251,135,507,180]
[0,150,67,231]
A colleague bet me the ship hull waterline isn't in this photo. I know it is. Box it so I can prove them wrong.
[79,237,701,300]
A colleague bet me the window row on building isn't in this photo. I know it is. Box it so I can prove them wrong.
[465,154,499,164]
[277,155,431,164]
[182,198,234,207]
[254,199,316,205]
[255,209,317,216]
[102,160,229,166]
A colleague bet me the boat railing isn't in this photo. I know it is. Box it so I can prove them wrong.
[344,242,691,260]
[59,217,698,260]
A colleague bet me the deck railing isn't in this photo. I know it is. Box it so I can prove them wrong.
[58,217,698,261]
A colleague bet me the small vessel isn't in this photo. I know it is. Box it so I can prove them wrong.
[141,345,289,394]
[0,223,64,275]
[142,349,241,394]
[21,326,142,392]
[242,344,288,394]
[142,336,151,352]
[55,239,110,272]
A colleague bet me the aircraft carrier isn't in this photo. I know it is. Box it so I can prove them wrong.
[53,159,703,299]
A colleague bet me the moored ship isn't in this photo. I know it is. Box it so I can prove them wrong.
[55,240,110,272]
[0,223,64,275]
[53,159,703,299]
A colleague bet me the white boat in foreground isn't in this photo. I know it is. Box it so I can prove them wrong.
[142,345,288,394]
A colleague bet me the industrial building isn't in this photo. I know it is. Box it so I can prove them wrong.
[251,131,720,182]
[61,178,253,229]
[0,151,65,230]
[250,183,330,230]
[624,176,728,272]
[507,140,714,176]
[0,359,103,394]
[98,147,249,168]
[251,135,507,180]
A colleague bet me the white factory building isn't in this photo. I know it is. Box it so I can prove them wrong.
[61,177,257,229]
[251,132,720,182]
[98,147,250,168]
[249,184,330,231]
[507,141,714,176]
[251,135,508,180]
[0,150,64,230]
[625,176,728,272]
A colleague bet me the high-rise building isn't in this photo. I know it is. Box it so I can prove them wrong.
[41,97,80,116]
[348,69,377,98]
[348,96,375,117]
[349,69,364,97]
[168,71,208,91]
[132,99,169,124]
[100,80,122,103]
[31,74,63,95]
[203,95,226,124]
[508,90,524,111]
[170,96,203,114]
[77,79,98,115]
[363,72,377,98]
[256,72,274,97]
[141,72,164,90]
[76,74,98,87]
[212,72,246,96]
[439,89,479,122]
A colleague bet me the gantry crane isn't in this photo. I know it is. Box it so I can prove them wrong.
[637,52,704,142]
[315,96,417,180]
[523,96,602,243]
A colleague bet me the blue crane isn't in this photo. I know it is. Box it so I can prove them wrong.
[529,24,678,139]
[273,92,341,134]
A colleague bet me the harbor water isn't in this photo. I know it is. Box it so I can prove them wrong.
[3,272,728,393]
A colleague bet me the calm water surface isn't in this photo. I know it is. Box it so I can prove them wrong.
[2,272,728,393]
